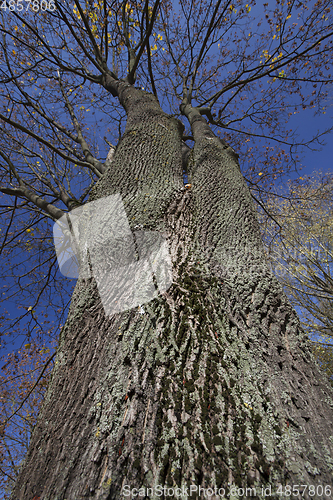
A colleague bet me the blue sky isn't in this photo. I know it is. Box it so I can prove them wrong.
[288,107,333,178]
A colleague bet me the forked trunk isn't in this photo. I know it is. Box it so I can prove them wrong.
[12,89,333,500]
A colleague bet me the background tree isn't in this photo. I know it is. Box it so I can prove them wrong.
[0,0,332,498]
[0,342,54,498]
[260,172,333,385]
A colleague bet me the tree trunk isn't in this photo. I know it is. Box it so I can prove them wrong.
[12,88,333,500]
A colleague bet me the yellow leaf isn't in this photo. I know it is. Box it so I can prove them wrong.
[258,172,263,176]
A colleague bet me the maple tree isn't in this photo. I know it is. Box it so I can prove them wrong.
[0,0,332,498]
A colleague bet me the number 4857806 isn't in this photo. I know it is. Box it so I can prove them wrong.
[276,484,332,497]
[0,0,56,11]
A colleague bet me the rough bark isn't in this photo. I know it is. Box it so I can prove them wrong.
[11,89,333,500]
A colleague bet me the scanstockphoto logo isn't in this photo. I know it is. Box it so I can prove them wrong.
[53,194,172,316]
